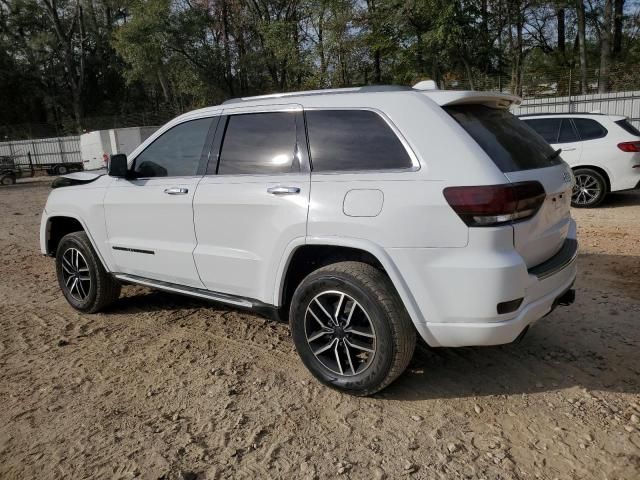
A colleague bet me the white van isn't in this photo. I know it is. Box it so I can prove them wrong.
[80,127,158,170]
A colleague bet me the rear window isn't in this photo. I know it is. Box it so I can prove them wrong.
[445,105,559,173]
[615,119,640,137]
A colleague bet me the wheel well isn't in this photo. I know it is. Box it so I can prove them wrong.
[47,216,84,255]
[572,165,611,192]
[280,245,385,314]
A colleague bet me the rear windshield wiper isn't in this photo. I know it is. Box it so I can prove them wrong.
[547,148,562,161]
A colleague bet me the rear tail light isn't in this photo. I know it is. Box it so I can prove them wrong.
[443,181,546,227]
[617,141,640,152]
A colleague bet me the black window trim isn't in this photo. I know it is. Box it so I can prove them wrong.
[302,107,421,174]
[129,115,222,180]
[206,108,310,176]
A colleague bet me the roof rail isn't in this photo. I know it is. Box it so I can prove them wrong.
[222,85,413,104]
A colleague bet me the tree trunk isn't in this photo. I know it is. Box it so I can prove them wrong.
[221,0,234,96]
[613,0,624,57]
[366,0,382,84]
[557,7,566,63]
[157,68,170,103]
[576,0,588,94]
[599,0,613,93]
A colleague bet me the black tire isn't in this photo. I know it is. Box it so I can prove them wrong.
[0,173,16,185]
[571,168,607,208]
[55,231,121,313]
[56,165,68,175]
[289,261,416,396]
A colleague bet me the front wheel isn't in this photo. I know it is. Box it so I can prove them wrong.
[572,168,607,208]
[289,261,416,396]
[55,231,121,312]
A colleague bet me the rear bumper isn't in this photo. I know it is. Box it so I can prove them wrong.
[387,221,578,347]
[424,261,576,347]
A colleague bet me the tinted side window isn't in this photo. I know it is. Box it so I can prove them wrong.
[305,110,413,171]
[217,112,299,175]
[134,118,212,177]
[523,118,561,143]
[558,118,579,143]
[573,118,608,140]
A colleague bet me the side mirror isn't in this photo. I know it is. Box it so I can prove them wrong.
[108,154,128,177]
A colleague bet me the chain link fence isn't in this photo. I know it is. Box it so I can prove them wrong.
[2,64,639,145]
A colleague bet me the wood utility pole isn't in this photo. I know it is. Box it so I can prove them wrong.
[576,0,588,94]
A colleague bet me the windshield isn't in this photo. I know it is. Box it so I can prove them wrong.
[445,105,561,173]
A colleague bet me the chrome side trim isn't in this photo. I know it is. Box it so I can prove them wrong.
[113,274,253,308]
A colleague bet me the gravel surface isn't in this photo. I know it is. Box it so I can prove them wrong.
[0,178,639,479]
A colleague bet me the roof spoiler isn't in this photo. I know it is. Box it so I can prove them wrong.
[418,90,522,109]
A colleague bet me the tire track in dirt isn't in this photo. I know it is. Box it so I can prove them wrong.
[0,180,638,479]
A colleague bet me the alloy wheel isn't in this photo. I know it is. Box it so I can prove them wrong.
[572,173,601,206]
[304,290,377,376]
[61,247,91,301]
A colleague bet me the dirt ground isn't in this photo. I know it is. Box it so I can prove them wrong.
[0,178,638,480]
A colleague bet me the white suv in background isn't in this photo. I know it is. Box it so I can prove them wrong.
[40,86,577,395]
[519,113,640,207]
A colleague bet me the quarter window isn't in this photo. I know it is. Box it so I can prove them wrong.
[216,112,299,175]
[133,118,212,177]
[573,118,608,140]
[305,110,413,171]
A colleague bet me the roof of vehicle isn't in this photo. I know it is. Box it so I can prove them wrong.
[221,85,521,109]
[172,85,521,126]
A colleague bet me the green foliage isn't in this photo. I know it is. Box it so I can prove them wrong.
[0,0,639,132]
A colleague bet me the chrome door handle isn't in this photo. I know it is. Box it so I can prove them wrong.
[164,187,189,195]
[267,186,301,195]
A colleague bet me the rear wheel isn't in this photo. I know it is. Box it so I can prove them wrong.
[55,231,121,312]
[56,165,69,175]
[571,168,607,208]
[0,173,16,185]
[289,261,416,396]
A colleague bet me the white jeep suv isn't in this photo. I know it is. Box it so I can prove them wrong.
[41,86,578,395]
[519,113,640,207]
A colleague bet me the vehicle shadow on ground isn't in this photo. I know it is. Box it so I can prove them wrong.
[109,286,640,400]
[381,334,639,401]
[596,190,640,208]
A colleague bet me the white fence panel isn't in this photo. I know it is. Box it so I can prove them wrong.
[514,90,640,128]
[0,135,81,167]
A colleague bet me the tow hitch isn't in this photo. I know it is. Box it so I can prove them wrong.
[545,287,576,317]
[557,288,576,306]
